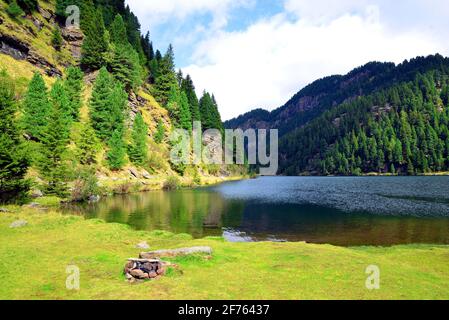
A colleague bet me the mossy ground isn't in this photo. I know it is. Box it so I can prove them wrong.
[1,209,448,300]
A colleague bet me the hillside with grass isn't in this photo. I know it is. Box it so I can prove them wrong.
[0,0,247,205]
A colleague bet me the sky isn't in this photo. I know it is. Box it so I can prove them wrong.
[126,0,449,121]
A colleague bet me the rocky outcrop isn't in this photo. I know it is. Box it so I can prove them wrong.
[128,92,148,122]
[0,34,29,60]
[38,7,54,22]
[62,27,83,60]
[27,50,62,77]
[0,33,62,77]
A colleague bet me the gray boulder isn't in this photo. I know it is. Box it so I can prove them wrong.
[10,220,28,228]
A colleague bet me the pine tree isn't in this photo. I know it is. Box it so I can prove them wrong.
[81,8,108,70]
[181,74,201,121]
[128,113,148,166]
[108,14,142,90]
[22,72,51,140]
[49,79,72,131]
[109,14,128,46]
[110,43,142,91]
[199,91,222,131]
[107,129,126,170]
[89,68,126,141]
[154,119,165,144]
[141,31,154,62]
[39,82,71,196]
[64,66,83,121]
[153,44,178,105]
[76,122,99,165]
[52,26,63,51]
[0,70,30,203]
[179,91,192,130]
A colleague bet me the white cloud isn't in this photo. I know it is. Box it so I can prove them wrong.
[126,0,253,30]
[127,0,449,121]
[184,1,448,120]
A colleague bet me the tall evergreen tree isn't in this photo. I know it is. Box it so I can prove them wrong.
[107,129,126,170]
[108,14,142,90]
[76,122,99,165]
[49,79,72,130]
[89,67,126,141]
[22,72,51,140]
[181,74,201,121]
[179,91,192,130]
[0,70,30,203]
[199,91,223,131]
[153,44,177,105]
[128,113,148,166]
[141,31,154,62]
[38,83,71,196]
[81,8,108,70]
[64,66,84,121]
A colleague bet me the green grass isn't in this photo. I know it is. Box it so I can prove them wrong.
[1,209,448,300]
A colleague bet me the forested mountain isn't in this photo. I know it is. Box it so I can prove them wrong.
[0,0,238,204]
[226,54,449,176]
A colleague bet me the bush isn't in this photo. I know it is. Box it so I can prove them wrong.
[163,176,180,190]
[6,1,24,18]
[52,27,63,51]
[70,168,100,202]
[112,181,139,195]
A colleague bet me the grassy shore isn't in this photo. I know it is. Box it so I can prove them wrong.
[1,208,449,300]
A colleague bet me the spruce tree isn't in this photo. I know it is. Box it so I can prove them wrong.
[49,79,72,130]
[153,44,178,105]
[76,122,99,165]
[64,66,84,121]
[199,91,214,130]
[181,74,201,121]
[107,129,126,170]
[128,113,148,166]
[89,68,126,141]
[39,83,71,196]
[154,119,165,144]
[81,8,108,70]
[108,14,142,90]
[109,14,128,46]
[141,31,154,62]
[0,70,30,203]
[179,91,192,130]
[22,72,51,140]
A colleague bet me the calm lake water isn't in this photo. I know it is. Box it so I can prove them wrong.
[63,176,449,246]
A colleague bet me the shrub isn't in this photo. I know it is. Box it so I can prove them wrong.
[70,168,100,202]
[52,27,63,51]
[163,176,180,190]
[6,1,24,18]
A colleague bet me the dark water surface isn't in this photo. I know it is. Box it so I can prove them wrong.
[63,177,449,246]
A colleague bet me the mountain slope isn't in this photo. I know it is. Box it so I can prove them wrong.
[1,0,246,204]
[226,54,449,175]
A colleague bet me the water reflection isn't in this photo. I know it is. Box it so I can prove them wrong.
[63,177,449,246]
